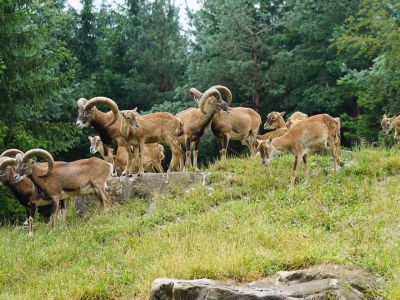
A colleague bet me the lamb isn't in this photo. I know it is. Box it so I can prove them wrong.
[258,114,343,185]
[286,111,308,129]
[89,136,164,174]
[257,111,288,141]
[381,114,400,148]
[129,109,184,172]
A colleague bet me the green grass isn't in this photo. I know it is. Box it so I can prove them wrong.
[1,147,400,299]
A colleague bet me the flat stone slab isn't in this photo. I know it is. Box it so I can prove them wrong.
[150,264,382,300]
[75,172,210,215]
[106,172,210,201]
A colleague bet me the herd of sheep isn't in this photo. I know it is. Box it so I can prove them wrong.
[0,85,399,235]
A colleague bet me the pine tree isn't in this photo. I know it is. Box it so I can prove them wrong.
[333,0,400,143]
[0,0,79,223]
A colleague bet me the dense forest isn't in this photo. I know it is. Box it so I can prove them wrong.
[0,0,399,222]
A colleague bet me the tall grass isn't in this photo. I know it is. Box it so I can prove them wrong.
[1,147,400,299]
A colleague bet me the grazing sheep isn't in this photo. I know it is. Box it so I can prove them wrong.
[258,114,343,185]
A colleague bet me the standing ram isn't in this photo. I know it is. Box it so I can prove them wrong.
[76,97,123,176]
[0,149,53,235]
[176,86,231,170]
[13,149,113,231]
[210,86,262,159]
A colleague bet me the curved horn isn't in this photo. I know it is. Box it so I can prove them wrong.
[0,157,16,171]
[210,85,232,105]
[189,88,203,104]
[198,88,222,114]
[22,149,54,178]
[84,97,120,127]
[0,149,23,158]
[76,97,88,108]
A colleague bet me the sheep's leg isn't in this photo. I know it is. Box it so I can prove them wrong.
[249,133,257,155]
[243,138,252,155]
[335,141,344,167]
[328,138,338,172]
[28,203,36,236]
[58,200,67,229]
[153,160,164,173]
[99,189,111,212]
[132,145,140,175]
[50,197,60,232]
[168,156,175,172]
[166,138,176,172]
[184,137,192,171]
[216,137,222,158]
[22,207,30,226]
[129,145,137,174]
[166,138,180,172]
[221,135,229,160]
[303,154,309,183]
[244,133,257,155]
[122,145,133,176]
[178,144,184,172]
[153,151,164,173]
[193,140,200,171]
[175,141,184,172]
[112,143,119,176]
[396,131,400,149]
[291,155,301,186]
[95,184,111,212]
[92,185,106,214]
[137,140,144,175]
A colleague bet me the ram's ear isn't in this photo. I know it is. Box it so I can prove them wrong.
[383,114,387,119]
[280,111,286,117]
[88,136,93,141]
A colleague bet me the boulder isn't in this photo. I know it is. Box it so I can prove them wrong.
[75,172,210,215]
[150,264,382,300]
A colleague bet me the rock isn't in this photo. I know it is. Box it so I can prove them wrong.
[150,264,382,300]
[75,172,210,215]
[105,172,210,202]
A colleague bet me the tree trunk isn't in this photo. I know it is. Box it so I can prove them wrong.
[251,33,260,112]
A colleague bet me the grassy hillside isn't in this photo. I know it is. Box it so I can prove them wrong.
[1,147,400,299]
